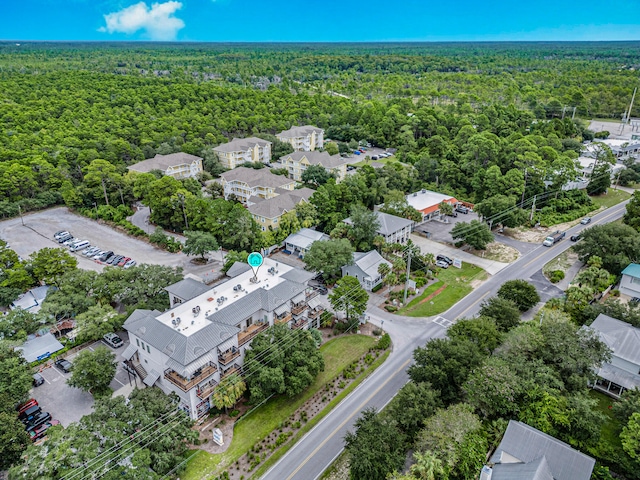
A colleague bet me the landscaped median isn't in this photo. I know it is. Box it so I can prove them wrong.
[398,263,487,317]
[182,333,389,480]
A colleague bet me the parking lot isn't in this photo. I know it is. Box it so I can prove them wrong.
[413,209,480,244]
[31,333,135,427]
[0,207,221,276]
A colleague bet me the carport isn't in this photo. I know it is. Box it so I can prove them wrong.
[18,333,64,363]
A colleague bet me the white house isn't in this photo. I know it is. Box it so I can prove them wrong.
[218,167,296,205]
[213,137,272,169]
[587,314,640,398]
[619,263,640,299]
[283,228,330,258]
[405,189,461,223]
[344,211,414,245]
[278,151,347,182]
[341,250,391,291]
[123,258,323,419]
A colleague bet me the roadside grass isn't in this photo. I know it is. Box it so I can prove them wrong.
[542,250,578,276]
[182,335,378,480]
[588,390,622,449]
[319,450,349,480]
[253,350,391,478]
[590,189,631,209]
[398,263,486,317]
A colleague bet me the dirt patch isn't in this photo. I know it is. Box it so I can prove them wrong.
[418,285,447,304]
[543,249,580,276]
[504,210,605,244]
[468,242,519,263]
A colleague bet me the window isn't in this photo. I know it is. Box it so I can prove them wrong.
[147,345,151,354]
[136,339,140,347]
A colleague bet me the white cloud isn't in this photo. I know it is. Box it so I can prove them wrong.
[99,1,185,41]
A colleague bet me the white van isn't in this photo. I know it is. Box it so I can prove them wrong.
[70,240,90,252]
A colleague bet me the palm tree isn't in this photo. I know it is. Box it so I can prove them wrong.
[409,451,445,480]
[212,373,246,414]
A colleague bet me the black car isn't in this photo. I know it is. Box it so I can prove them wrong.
[25,411,51,431]
[54,357,72,373]
[570,234,581,242]
[436,254,453,265]
[19,404,42,423]
[314,285,328,295]
[33,373,45,387]
[455,205,469,214]
[106,255,122,265]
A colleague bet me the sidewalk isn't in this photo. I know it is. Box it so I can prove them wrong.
[410,234,509,275]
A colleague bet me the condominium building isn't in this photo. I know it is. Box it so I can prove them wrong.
[213,137,272,169]
[279,151,347,182]
[127,153,204,180]
[248,188,315,231]
[122,260,324,420]
[219,167,295,205]
[276,125,324,152]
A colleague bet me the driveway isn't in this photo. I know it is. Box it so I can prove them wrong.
[0,207,224,279]
[410,233,509,275]
[414,211,479,244]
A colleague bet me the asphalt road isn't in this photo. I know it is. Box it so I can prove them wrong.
[261,199,630,480]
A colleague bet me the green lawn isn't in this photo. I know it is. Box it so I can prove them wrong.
[398,263,486,317]
[588,390,622,449]
[590,189,631,209]
[182,335,378,480]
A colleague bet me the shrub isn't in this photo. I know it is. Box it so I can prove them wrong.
[372,283,383,292]
[229,409,240,418]
[497,279,540,311]
[384,305,398,312]
[549,270,565,283]
[372,328,382,336]
[377,333,391,350]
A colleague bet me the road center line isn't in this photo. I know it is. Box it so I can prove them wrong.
[284,357,412,480]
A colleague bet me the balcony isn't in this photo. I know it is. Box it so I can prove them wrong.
[291,302,308,316]
[308,308,324,320]
[221,364,241,379]
[196,379,218,399]
[293,319,308,330]
[218,347,240,366]
[237,322,268,346]
[164,361,218,392]
[275,312,292,325]
[306,289,319,300]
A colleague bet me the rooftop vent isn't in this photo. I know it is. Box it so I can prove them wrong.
[192,306,201,316]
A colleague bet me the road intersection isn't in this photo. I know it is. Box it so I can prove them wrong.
[262,199,630,480]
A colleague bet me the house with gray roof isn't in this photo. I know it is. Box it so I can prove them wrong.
[219,167,296,205]
[482,420,595,480]
[213,137,272,169]
[284,228,330,258]
[248,188,315,232]
[10,285,51,313]
[341,250,391,291]
[127,152,203,179]
[619,263,640,299]
[344,211,414,245]
[587,313,640,397]
[279,151,347,181]
[276,125,324,151]
[123,257,322,419]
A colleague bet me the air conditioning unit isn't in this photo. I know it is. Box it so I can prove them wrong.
[479,466,492,480]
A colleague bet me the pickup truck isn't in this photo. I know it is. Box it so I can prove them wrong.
[542,231,566,247]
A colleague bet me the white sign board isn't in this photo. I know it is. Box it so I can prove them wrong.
[213,428,224,446]
[407,279,417,289]
[453,258,463,269]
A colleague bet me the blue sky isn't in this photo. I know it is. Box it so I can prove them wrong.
[2,0,640,42]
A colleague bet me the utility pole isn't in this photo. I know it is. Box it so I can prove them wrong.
[530,195,537,222]
[520,168,528,207]
[627,87,637,125]
[403,249,412,305]
[571,106,576,120]
[17,204,24,226]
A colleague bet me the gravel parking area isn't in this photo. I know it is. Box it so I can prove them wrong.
[0,207,221,276]
[31,332,137,427]
[414,210,479,244]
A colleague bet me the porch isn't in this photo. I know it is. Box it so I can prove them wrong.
[218,347,240,366]
[238,322,268,346]
[164,361,218,392]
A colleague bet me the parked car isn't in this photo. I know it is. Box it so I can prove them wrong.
[580,217,592,225]
[117,257,131,267]
[353,151,361,155]
[107,255,123,265]
[54,357,72,373]
[70,240,90,252]
[62,237,78,246]
[570,234,581,242]
[19,404,42,423]
[97,251,114,262]
[123,259,137,269]
[371,155,379,160]
[33,373,45,387]
[103,333,124,348]
[92,250,107,260]
[30,420,60,442]
[57,233,73,243]
[314,285,328,295]
[435,260,450,269]
[436,254,453,265]
[83,246,100,257]
[17,399,38,415]
[25,411,52,431]
[455,205,469,214]
[54,231,69,240]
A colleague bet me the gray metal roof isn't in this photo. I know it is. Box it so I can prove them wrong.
[284,228,329,251]
[11,286,51,313]
[128,153,202,173]
[124,309,239,367]
[589,314,640,365]
[213,137,271,153]
[344,211,413,237]
[121,343,137,360]
[226,262,252,278]
[352,250,391,279]
[17,333,64,363]
[143,369,161,386]
[596,362,640,390]
[281,268,315,284]
[491,421,595,480]
[164,278,211,302]
[491,456,553,480]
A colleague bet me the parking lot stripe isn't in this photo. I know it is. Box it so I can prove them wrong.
[112,376,125,387]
